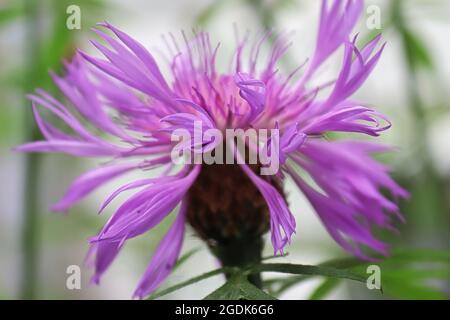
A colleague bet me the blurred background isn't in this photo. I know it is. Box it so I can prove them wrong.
[0,0,449,299]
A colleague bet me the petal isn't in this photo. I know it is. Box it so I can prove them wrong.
[98,168,181,214]
[81,24,175,108]
[288,168,389,259]
[327,38,385,106]
[93,165,199,243]
[51,162,140,212]
[234,72,266,123]
[27,92,105,144]
[15,140,122,157]
[302,104,391,136]
[52,56,134,142]
[235,148,296,254]
[306,0,363,78]
[287,139,409,258]
[133,201,187,299]
[89,241,123,284]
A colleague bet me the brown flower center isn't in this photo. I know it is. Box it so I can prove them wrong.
[186,163,283,245]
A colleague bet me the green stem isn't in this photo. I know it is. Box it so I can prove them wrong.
[392,0,428,158]
[392,0,450,239]
[20,155,41,299]
[210,236,264,288]
[19,0,41,300]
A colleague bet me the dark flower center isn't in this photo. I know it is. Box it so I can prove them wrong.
[186,163,283,245]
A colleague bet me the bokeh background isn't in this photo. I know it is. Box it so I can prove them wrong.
[0,0,449,299]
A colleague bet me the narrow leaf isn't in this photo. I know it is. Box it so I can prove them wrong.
[250,263,366,283]
[205,275,276,300]
[309,278,340,300]
[148,267,232,300]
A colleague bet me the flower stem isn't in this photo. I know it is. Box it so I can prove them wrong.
[19,0,41,299]
[210,236,264,288]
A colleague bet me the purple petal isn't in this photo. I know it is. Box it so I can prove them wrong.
[305,0,363,80]
[52,56,135,142]
[288,168,389,259]
[15,140,122,157]
[133,201,187,299]
[287,139,409,258]
[327,38,385,106]
[89,241,123,284]
[236,149,296,254]
[51,162,140,212]
[93,166,200,243]
[234,72,266,123]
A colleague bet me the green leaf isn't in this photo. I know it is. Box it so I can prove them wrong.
[261,262,367,297]
[204,276,243,300]
[0,4,22,26]
[331,249,450,299]
[381,275,448,300]
[151,249,450,300]
[174,247,201,270]
[388,248,450,262]
[250,263,367,283]
[263,256,363,295]
[309,278,340,300]
[263,249,450,299]
[205,274,276,300]
[402,28,434,69]
[383,268,450,281]
[148,267,233,300]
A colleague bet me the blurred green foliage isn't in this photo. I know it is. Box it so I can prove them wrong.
[0,0,106,299]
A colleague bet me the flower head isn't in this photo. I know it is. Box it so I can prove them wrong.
[16,0,408,298]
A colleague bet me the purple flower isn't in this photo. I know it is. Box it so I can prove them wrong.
[16,0,408,298]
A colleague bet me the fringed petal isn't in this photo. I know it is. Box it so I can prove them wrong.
[133,202,187,299]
